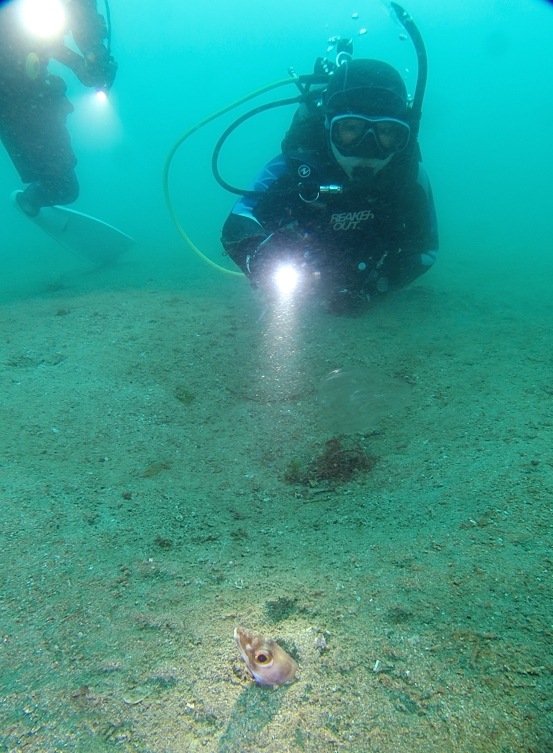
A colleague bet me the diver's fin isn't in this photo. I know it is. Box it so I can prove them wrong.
[11,191,135,265]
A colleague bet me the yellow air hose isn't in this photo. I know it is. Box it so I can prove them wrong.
[162,78,299,277]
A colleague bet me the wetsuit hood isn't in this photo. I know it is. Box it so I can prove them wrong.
[324,59,408,121]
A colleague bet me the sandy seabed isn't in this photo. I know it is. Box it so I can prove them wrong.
[0,254,552,753]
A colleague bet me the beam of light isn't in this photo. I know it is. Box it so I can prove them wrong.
[71,91,123,148]
[256,265,303,407]
[21,0,66,38]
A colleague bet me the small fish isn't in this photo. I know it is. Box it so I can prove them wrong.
[234,626,299,687]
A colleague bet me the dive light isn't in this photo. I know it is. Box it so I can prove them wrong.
[274,264,300,295]
[20,0,66,38]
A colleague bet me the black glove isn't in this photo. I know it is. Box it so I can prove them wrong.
[68,1,118,90]
[51,44,118,90]
[77,52,118,90]
[245,226,312,289]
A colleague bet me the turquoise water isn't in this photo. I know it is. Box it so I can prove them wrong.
[1,1,553,751]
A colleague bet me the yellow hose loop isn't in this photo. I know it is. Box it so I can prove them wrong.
[163,78,298,277]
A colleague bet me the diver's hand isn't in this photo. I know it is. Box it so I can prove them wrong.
[51,44,117,90]
[245,233,285,287]
[77,52,118,90]
[246,227,310,289]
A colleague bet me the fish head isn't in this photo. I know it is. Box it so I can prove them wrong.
[234,626,298,687]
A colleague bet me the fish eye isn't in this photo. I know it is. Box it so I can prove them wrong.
[254,651,272,664]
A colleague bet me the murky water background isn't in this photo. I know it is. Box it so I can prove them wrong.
[1,1,552,751]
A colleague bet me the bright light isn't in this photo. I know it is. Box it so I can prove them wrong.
[274,265,299,295]
[21,0,66,37]
[95,90,108,103]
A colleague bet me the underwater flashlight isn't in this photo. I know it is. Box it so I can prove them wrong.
[95,89,108,103]
[21,0,66,37]
[274,264,300,295]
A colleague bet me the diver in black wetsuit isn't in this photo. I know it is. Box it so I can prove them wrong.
[0,0,117,216]
[221,58,438,313]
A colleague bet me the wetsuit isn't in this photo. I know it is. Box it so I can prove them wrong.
[0,0,117,213]
[222,110,438,300]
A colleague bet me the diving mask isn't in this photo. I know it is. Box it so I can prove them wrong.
[329,114,410,160]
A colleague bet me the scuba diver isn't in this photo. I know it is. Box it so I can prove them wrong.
[220,27,438,313]
[0,0,117,217]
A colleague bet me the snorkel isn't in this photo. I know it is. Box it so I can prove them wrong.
[390,2,427,141]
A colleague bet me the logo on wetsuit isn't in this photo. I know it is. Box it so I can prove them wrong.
[331,210,374,230]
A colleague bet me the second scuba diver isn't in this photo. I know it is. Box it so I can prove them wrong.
[0,0,117,217]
